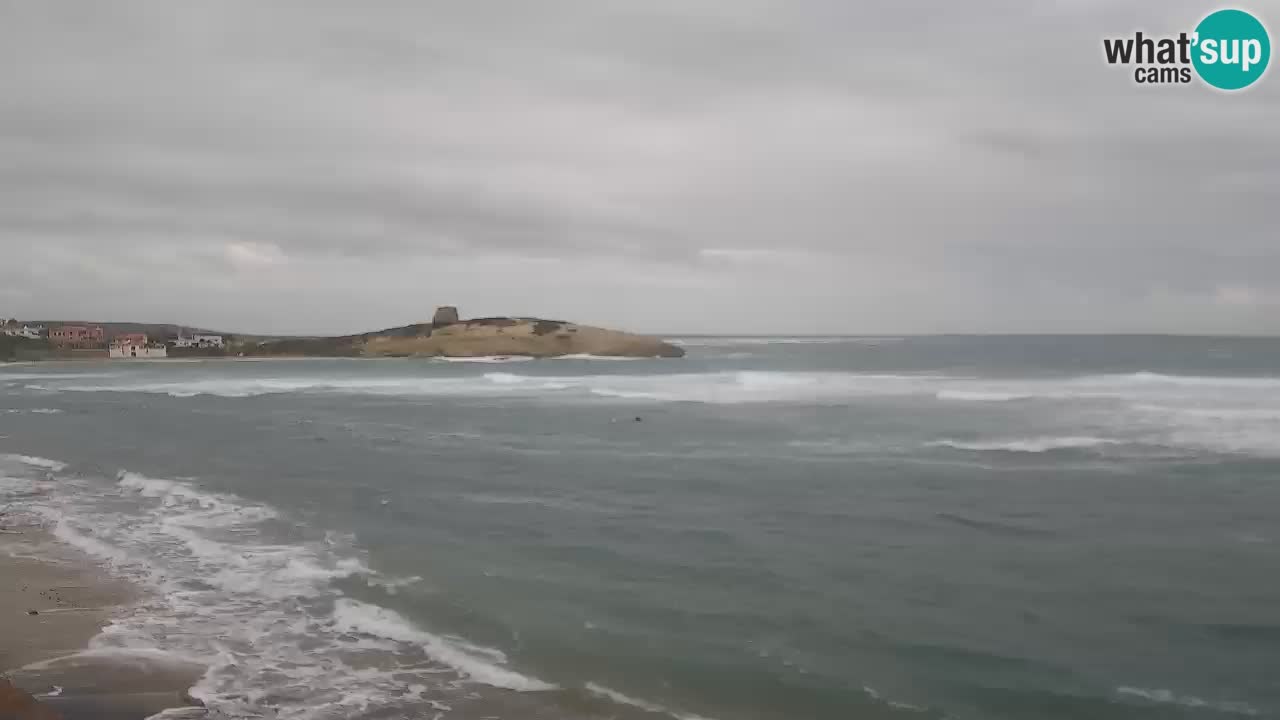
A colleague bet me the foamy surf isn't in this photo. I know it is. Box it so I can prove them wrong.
[670,336,897,347]
[929,437,1122,453]
[2,453,68,471]
[552,353,647,361]
[17,363,1280,460]
[435,355,535,364]
[331,599,555,692]
[936,390,1033,402]
[1116,686,1259,716]
[585,682,717,720]
[3,460,561,718]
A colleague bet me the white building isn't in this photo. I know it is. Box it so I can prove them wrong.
[2,324,45,339]
[109,342,168,359]
[172,333,224,349]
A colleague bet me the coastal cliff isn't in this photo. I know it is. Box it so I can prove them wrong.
[244,309,684,359]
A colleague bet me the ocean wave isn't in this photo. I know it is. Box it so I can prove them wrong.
[1097,372,1280,389]
[1132,405,1280,420]
[1,453,68,471]
[34,367,1280,408]
[48,370,947,404]
[1128,403,1280,457]
[585,682,716,720]
[671,336,899,347]
[1116,686,1259,716]
[0,372,110,381]
[434,355,535,364]
[6,461,568,718]
[22,365,1280,459]
[552,353,646,361]
[861,685,930,713]
[929,437,1122,453]
[936,390,1033,402]
[331,599,555,692]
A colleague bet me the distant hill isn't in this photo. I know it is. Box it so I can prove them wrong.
[242,311,684,358]
[9,310,684,359]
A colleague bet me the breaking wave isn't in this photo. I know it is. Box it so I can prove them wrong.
[4,460,556,718]
[929,437,1123,453]
[936,390,1033,402]
[433,355,534,364]
[585,683,716,720]
[1,455,743,720]
[48,370,946,404]
[331,599,555,692]
[671,336,900,347]
[16,366,1280,457]
[1116,686,1259,716]
[1,453,68,471]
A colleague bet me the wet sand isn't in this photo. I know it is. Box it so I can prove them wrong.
[1,524,205,719]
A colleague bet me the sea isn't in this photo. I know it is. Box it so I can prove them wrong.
[1,335,1278,720]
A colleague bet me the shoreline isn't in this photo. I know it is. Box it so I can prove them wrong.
[0,522,205,719]
[2,351,678,366]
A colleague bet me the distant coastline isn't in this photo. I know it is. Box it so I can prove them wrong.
[1,307,684,361]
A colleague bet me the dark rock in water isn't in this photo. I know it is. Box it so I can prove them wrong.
[26,609,38,615]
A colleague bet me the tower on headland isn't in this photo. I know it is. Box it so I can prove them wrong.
[432,305,460,327]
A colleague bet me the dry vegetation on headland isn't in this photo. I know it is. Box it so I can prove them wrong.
[1,310,684,361]
[247,314,685,359]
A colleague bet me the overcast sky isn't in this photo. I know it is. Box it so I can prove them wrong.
[2,1,1278,335]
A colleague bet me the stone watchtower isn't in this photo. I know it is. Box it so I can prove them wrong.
[432,305,460,327]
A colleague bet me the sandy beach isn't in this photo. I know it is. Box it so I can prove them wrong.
[1,519,204,719]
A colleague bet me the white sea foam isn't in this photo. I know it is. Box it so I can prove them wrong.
[585,682,716,720]
[0,372,109,381]
[930,437,1122,453]
[435,355,534,364]
[1100,372,1280,389]
[484,371,527,385]
[49,369,941,404]
[1,454,68,471]
[552,353,646,361]
[23,364,1280,458]
[331,599,554,691]
[862,685,929,712]
[670,336,898,347]
[364,574,424,595]
[1116,686,1259,716]
[4,460,559,718]
[1132,405,1280,420]
[2,407,64,414]
[37,366,1280,406]
[1127,402,1280,457]
[936,390,1034,402]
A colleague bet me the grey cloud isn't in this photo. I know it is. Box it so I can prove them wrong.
[1,0,1278,334]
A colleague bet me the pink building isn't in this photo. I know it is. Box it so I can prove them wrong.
[50,325,105,349]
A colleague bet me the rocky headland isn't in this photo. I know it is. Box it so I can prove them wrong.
[245,307,684,359]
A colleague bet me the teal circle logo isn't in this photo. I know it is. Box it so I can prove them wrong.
[1192,9,1271,90]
